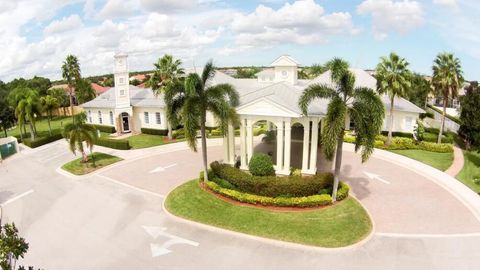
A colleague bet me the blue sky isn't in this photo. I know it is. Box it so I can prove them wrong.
[0,0,478,81]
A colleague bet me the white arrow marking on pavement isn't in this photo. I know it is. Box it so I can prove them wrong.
[143,226,199,257]
[149,163,177,173]
[1,189,34,206]
[363,172,390,185]
[142,226,167,239]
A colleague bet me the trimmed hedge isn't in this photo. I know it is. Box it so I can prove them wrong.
[23,133,64,148]
[206,181,333,207]
[344,134,453,153]
[94,137,131,150]
[86,124,116,133]
[141,128,168,136]
[248,153,275,176]
[172,129,185,139]
[210,161,333,197]
[380,131,413,139]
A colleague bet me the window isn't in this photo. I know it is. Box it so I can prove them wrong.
[281,70,288,77]
[109,111,114,125]
[144,112,149,124]
[405,117,413,131]
[155,112,161,124]
[98,111,102,124]
[88,111,92,123]
[119,78,125,84]
[120,89,125,96]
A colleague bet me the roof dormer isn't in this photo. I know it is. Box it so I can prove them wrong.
[271,55,300,85]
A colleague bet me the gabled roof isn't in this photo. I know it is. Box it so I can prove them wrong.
[270,55,300,67]
[81,85,164,109]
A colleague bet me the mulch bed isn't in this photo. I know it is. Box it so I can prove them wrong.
[199,181,334,213]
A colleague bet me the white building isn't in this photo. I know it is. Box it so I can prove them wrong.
[82,54,424,171]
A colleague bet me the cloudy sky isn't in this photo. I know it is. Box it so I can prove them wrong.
[0,0,478,82]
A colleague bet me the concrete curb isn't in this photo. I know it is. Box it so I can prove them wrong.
[161,182,376,253]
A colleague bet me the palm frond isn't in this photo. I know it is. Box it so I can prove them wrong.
[321,96,347,160]
[206,84,240,107]
[201,60,215,86]
[181,97,201,151]
[298,84,337,115]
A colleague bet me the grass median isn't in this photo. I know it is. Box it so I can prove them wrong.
[165,180,372,248]
[62,152,122,175]
[389,149,454,171]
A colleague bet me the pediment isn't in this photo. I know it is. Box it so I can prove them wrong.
[237,98,300,117]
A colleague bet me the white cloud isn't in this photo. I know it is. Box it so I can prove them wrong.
[97,0,138,20]
[44,15,83,35]
[139,0,197,12]
[432,0,457,7]
[357,0,424,40]
[229,0,357,47]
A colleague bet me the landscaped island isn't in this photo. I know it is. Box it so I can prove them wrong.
[62,152,122,175]
[165,156,372,248]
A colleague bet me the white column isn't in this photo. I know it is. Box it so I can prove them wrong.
[246,118,254,164]
[223,135,229,163]
[301,119,311,173]
[275,120,284,173]
[309,119,319,174]
[240,118,247,170]
[282,120,291,175]
[228,123,235,164]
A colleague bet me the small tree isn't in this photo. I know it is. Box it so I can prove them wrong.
[40,95,59,136]
[0,223,29,270]
[48,88,69,116]
[75,79,96,104]
[62,113,97,162]
[61,55,81,118]
[459,81,480,150]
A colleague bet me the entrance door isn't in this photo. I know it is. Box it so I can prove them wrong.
[121,113,130,132]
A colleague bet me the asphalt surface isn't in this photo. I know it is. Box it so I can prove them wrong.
[1,140,480,270]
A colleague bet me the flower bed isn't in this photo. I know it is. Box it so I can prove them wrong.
[202,162,350,208]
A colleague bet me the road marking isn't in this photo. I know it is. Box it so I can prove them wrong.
[95,174,164,198]
[1,189,34,206]
[149,163,177,173]
[363,172,390,184]
[376,232,480,238]
[143,226,199,257]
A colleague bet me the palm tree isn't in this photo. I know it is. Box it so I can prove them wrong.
[61,55,81,118]
[308,63,327,78]
[12,88,41,141]
[432,52,464,143]
[299,58,385,201]
[62,112,97,163]
[75,79,96,104]
[149,54,185,139]
[164,60,239,181]
[40,95,59,136]
[375,52,411,145]
[48,87,69,116]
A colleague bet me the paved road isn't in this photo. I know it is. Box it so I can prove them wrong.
[1,140,480,269]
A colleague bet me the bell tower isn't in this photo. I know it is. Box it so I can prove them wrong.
[114,53,130,108]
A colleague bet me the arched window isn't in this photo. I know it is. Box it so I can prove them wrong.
[88,111,92,123]
[98,111,102,124]
[109,111,114,125]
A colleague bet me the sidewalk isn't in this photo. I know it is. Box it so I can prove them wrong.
[445,145,464,177]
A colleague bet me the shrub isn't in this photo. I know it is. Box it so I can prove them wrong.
[253,127,267,136]
[380,131,413,139]
[248,153,275,176]
[209,129,222,137]
[417,141,453,153]
[23,133,63,148]
[86,124,116,133]
[141,128,168,136]
[336,182,350,201]
[95,137,130,150]
[210,161,334,197]
[205,181,333,207]
[262,130,276,144]
[172,129,185,139]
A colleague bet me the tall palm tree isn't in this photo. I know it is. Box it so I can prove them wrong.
[149,54,185,139]
[13,88,41,141]
[49,87,69,116]
[375,52,411,146]
[61,55,81,118]
[62,112,97,162]
[432,52,464,143]
[40,95,59,136]
[299,58,385,201]
[164,60,239,181]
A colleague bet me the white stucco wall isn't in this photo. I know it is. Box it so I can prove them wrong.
[274,66,297,85]
[132,107,168,132]
[85,108,116,127]
[345,110,419,133]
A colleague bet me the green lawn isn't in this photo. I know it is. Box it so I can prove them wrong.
[127,134,166,149]
[165,180,372,248]
[389,149,454,171]
[456,151,480,193]
[62,152,123,175]
[2,116,72,138]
